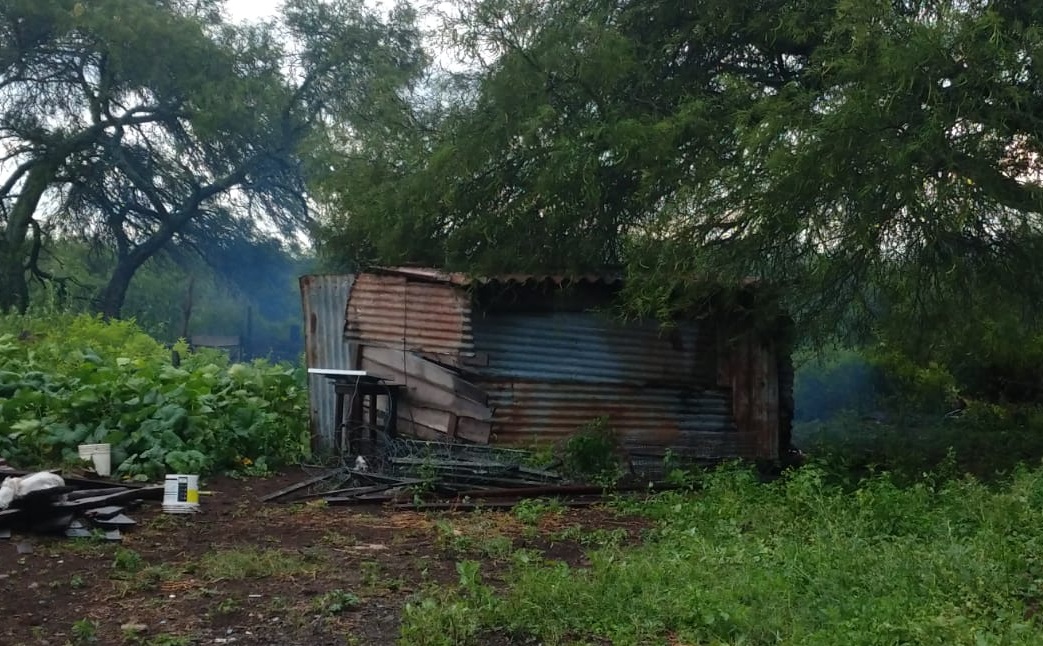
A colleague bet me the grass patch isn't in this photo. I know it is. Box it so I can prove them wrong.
[353,559,405,595]
[313,589,362,615]
[210,596,242,617]
[54,538,113,558]
[432,513,520,558]
[195,547,317,582]
[70,618,98,645]
[401,463,1043,645]
[513,498,565,526]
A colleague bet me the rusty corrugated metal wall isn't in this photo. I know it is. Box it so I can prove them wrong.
[345,273,473,360]
[472,312,715,385]
[470,311,756,468]
[340,270,785,466]
[300,274,356,452]
[722,329,780,459]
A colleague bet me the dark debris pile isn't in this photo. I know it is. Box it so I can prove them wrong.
[264,440,678,510]
[0,462,163,541]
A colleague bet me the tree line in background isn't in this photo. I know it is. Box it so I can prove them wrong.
[0,0,423,337]
[319,0,1043,411]
[30,237,309,360]
[5,0,1043,408]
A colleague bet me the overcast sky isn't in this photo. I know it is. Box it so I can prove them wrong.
[223,0,402,23]
[222,0,467,73]
[225,0,281,22]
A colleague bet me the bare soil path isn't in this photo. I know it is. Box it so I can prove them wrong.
[0,468,647,646]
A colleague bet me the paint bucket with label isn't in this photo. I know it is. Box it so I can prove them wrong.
[77,443,112,477]
[163,474,201,514]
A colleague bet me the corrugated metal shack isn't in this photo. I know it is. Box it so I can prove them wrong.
[300,275,357,449]
[314,267,792,470]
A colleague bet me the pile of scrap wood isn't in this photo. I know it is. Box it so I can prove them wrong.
[263,440,680,510]
[0,464,163,540]
[262,439,563,505]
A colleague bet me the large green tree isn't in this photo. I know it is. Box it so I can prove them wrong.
[1,0,424,317]
[318,0,1043,330]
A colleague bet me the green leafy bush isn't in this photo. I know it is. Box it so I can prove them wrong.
[867,344,957,413]
[562,416,625,483]
[0,314,307,478]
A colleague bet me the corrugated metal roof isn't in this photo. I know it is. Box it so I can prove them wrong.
[372,266,623,287]
[300,274,357,452]
[472,312,716,385]
[345,273,473,357]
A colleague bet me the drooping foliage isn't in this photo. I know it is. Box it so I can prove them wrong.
[318,0,1043,335]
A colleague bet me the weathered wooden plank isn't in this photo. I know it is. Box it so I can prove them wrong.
[728,330,779,459]
[396,412,492,444]
[66,487,130,501]
[292,484,398,502]
[457,417,491,444]
[52,485,164,510]
[395,404,492,443]
[343,469,423,486]
[361,357,493,422]
[0,508,24,527]
[362,346,488,404]
[83,506,125,519]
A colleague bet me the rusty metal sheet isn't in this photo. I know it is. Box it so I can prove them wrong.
[727,331,780,460]
[338,268,783,463]
[472,312,715,386]
[480,380,751,460]
[300,274,357,452]
[345,273,473,357]
[373,266,623,288]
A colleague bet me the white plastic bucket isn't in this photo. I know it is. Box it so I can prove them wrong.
[163,474,201,514]
[77,443,112,477]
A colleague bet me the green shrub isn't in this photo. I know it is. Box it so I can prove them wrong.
[867,344,957,413]
[0,314,307,477]
[562,416,624,483]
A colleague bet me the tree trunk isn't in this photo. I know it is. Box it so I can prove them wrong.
[0,241,29,313]
[180,275,195,338]
[0,162,58,313]
[92,255,141,320]
[92,221,180,319]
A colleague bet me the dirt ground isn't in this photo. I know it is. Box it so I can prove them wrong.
[0,468,648,646]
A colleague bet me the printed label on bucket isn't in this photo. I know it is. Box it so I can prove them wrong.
[164,474,200,506]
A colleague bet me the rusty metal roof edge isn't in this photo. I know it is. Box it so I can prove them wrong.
[364,267,767,290]
[368,266,625,288]
[312,269,763,291]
